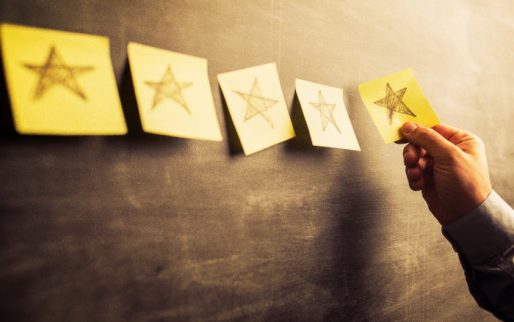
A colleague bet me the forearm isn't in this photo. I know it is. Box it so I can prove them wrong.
[442,191,514,321]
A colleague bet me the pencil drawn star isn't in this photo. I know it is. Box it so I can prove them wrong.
[309,90,341,133]
[233,78,278,128]
[23,46,94,100]
[374,83,416,124]
[145,65,192,114]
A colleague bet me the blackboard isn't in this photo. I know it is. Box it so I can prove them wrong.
[1,1,513,321]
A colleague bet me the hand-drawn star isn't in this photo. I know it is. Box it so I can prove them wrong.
[374,83,416,124]
[23,46,94,100]
[233,78,278,128]
[309,90,341,133]
[145,65,192,114]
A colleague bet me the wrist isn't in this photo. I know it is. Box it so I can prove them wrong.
[442,190,514,266]
[434,189,492,226]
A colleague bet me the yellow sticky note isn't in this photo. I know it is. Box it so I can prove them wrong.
[295,79,360,151]
[217,63,295,155]
[359,68,439,143]
[0,23,126,135]
[127,42,222,141]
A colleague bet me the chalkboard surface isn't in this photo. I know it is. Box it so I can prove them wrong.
[1,1,513,321]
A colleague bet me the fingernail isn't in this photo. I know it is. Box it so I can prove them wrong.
[402,122,417,134]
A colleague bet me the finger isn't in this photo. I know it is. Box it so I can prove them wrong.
[408,175,425,191]
[405,165,424,191]
[433,123,479,146]
[419,147,428,158]
[406,166,423,182]
[432,123,465,143]
[403,143,420,168]
[419,156,434,173]
[401,122,457,160]
[432,123,461,139]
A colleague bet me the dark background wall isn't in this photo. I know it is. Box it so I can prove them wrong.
[1,1,513,321]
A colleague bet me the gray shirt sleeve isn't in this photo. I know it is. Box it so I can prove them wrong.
[442,191,514,321]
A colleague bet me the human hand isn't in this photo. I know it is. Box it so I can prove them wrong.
[401,122,492,226]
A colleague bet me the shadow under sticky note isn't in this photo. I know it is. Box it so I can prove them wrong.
[358,68,439,143]
[0,23,126,135]
[217,63,295,155]
[127,42,222,141]
[295,79,360,151]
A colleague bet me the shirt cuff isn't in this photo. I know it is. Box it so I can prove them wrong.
[442,191,514,266]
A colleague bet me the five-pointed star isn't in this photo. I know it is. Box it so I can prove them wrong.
[23,46,94,100]
[233,78,278,128]
[374,83,416,124]
[309,90,341,133]
[145,65,192,114]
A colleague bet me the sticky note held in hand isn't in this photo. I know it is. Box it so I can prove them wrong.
[359,68,439,143]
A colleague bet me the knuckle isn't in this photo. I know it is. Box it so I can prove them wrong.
[424,127,439,138]
[403,144,416,159]
[452,129,465,138]
[403,144,410,155]
[473,135,485,149]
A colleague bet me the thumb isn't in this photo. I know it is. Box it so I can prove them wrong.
[401,122,457,160]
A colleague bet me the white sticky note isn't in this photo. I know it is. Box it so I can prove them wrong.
[295,79,360,151]
[217,63,295,155]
